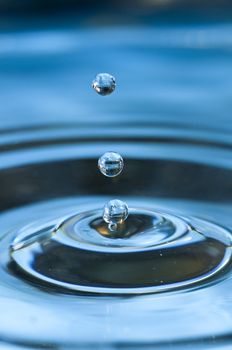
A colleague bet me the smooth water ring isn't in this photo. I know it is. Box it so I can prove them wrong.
[10,208,232,294]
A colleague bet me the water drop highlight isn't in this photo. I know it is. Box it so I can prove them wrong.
[92,73,116,96]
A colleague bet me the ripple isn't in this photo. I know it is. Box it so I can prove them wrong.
[0,125,231,347]
[10,206,232,294]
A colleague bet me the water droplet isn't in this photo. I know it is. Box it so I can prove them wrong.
[98,152,124,177]
[103,199,129,226]
[92,73,116,96]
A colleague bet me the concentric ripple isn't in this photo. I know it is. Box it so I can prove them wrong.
[0,124,231,348]
[10,208,232,294]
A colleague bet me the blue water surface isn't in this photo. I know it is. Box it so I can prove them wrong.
[0,17,231,131]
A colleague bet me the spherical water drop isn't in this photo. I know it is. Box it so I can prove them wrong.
[98,152,124,177]
[92,73,116,96]
[103,199,129,225]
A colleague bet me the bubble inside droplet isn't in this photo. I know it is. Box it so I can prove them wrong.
[92,73,116,96]
[103,199,129,226]
[98,152,124,177]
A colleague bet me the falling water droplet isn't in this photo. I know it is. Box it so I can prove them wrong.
[98,152,124,177]
[92,73,116,96]
[103,199,129,230]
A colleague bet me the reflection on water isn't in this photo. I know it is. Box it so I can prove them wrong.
[0,124,230,350]
[0,21,232,131]
[0,4,232,350]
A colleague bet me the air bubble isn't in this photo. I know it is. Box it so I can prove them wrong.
[92,73,116,96]
[98,152,124,177]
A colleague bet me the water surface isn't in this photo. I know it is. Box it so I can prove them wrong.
[0,9,232,350]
